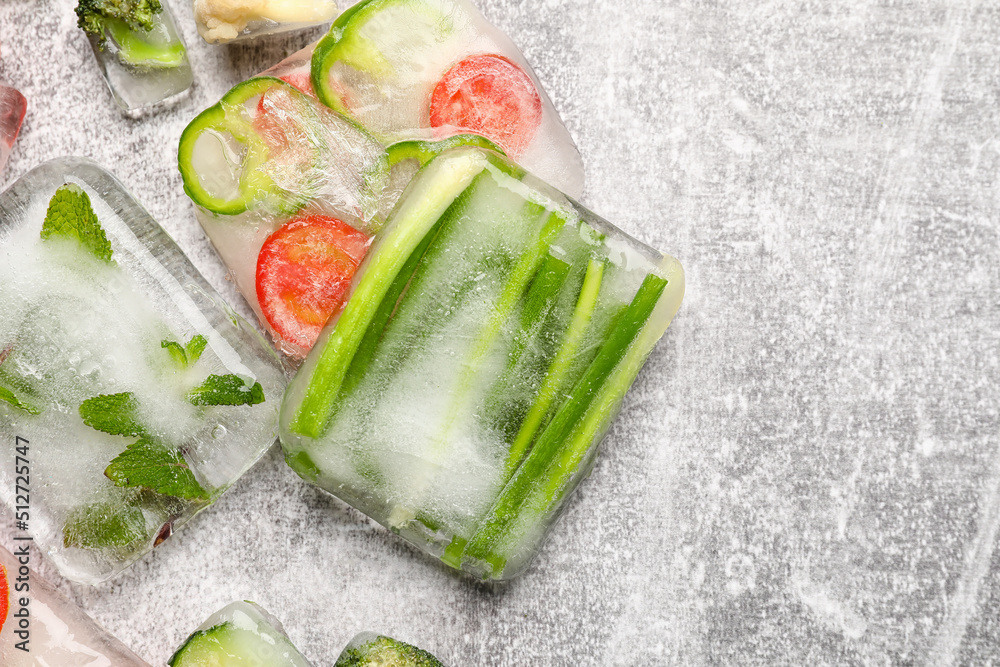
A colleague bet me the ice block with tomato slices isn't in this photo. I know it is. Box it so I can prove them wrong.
[168,601,314,666]
[0,84,26,173]
[193,0,339,44]
[0,158,284,584]
[0,544,151,665]
[279,146,684,580]
[178,0,583,358]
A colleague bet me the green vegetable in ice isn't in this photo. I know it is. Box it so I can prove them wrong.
[105,436,209,501]
[63,501,148,549]
[76,0,163,36]
[162,334,207,368]
[335,634,444,667]
[188,374,265,406]
[79,392,146,437]
[0,385,40,415]
[40,183,114,264]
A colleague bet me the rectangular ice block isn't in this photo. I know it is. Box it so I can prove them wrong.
[279,146,684,579]
[193,0,339,43]
[0,158,285,584]
[178,0,583,359]
[82,2,193,116]
[168,601,313,666]
[335,633,444,667]
[0,84,26,173]
[0,544,151,665]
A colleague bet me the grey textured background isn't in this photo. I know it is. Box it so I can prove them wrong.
[2,0,1000,665]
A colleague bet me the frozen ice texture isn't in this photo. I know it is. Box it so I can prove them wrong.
[335,632,444,667]
[193,0,339,44]
[85,3,193,117]
[281,0,585,197]
[168,601,313,666]
[0,84,26,173]
[0,157,285,585]
[0,544,150,666]
[279,146,684,579]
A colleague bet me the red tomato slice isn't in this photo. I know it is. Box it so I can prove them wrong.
[256,215,370,352]
[429,54,542,158]
[280,71,317,99]
[0,564,9,635]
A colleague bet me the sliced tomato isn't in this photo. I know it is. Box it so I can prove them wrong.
[429,54,542,158]
[0,564,9,635]
[253,89,293,153]
[280,71,317,99]
[256,215,371,352]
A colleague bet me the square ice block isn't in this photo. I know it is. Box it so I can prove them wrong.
[0,157,286,585]
[193,0,339,43]
[84,2,193,116]
[168,601,313,666]
[0,544,150,665]
[279,146,684,580]
[178,0,583,359]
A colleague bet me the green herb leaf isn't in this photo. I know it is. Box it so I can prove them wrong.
[105,436,209,501]
[40,184,114,264]
[63,501,148,549]
[161,334,208,368]
[185,334,207,364]
[79,392,146,436]
[187,374,264,406]
[161,340,188,366]
[0,385,41,415]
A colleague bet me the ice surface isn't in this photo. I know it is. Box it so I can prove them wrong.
[279,146,684,579]
[336,632,445,666]
[193,0,339,44]
[0,544,150,665]
[0,84,25,174]
[86,3,193,117]
[0,158,285,584]
[169,601,313,666]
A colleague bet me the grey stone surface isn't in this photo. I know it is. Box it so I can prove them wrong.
[1,0,1000,665]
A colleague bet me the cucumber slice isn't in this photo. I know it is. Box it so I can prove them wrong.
[386,134,504,168]
[310,0,467,137]
[106,17,186,68]
[168,605,310,667]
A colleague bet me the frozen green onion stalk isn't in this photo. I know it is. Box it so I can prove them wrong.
[279,146,685,579]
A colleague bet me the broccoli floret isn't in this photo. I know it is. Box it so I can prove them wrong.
[75,0,163,37]
[336,634,445,667]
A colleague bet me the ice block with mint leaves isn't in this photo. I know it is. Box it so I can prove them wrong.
[0,158,284,584]
[77,0,193,115]
[0,544,151,665]
[168,601,313,666]
[279,146,684,580]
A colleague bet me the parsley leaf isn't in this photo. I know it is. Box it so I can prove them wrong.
[79,392,146,437]
[40,184,114,264]
[63,501,148,549]
[187,374,265,406]
[104,437,209,501]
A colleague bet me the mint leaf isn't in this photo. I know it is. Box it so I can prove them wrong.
[161,334,208,368]
[0,385,40,415]
[80,392,146,436]
[161,340,188,366]
[185,335,207,364]
[40,184,114,264]
[105,437,209,501]
[63,501,148,549]
[187,374,264,406]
